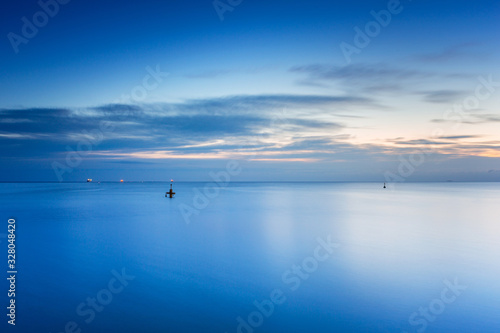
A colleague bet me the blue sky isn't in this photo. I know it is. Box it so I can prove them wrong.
[1,0,499,181]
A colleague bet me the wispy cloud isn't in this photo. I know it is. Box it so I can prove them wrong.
[184,69,232,79]
[290,63,474,99]
[1,92,498,169]
[290,63,428,82]
[291,64,414,93]
[289,63,435,93]
[417,90,467,104]
[438,135,482,140]
[384,135,500,158]
[431,113,500,125]
[0,94,358,161]
[414,43,479,63]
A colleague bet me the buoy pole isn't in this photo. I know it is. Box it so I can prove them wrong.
[166,179,176,198]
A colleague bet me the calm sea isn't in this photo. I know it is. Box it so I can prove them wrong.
[0,182,499,332]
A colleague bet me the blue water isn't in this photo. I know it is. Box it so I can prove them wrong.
[1,182,499,332]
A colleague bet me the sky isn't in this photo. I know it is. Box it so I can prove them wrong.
[0,0,499,181]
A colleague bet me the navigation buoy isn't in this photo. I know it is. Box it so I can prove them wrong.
[166,180,176,198]
[383,182,386,189]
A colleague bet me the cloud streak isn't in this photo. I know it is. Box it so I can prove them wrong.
[414,43,479,63]
[1,88,498,182]
[0,94,358,161]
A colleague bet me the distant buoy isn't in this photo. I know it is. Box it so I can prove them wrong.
[166,180,176,198]
[383,182,386,189]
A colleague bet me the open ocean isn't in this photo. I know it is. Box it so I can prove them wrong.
[1,182,499,332]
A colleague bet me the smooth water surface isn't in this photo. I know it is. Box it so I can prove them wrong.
[0,182,499,332]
